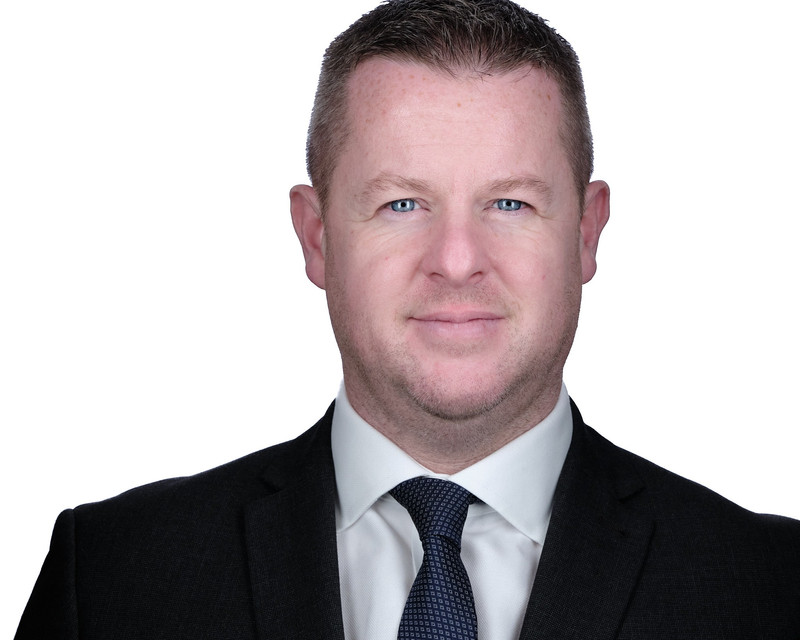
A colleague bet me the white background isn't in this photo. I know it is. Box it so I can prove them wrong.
[2,0,798,633]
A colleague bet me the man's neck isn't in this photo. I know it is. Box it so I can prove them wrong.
[344,380,563,474]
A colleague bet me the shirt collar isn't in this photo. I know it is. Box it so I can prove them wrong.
[331,383,573,544]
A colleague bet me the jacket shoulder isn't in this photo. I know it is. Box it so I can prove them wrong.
[72,403,335,536]
[579,417,800,534]
[15,406,337,640]
[568,407,800,633]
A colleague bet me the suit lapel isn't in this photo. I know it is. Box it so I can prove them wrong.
[244,405,346,640]
[240,401,653,639]
[519,402,654,640]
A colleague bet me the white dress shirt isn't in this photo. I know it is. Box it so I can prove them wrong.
[331,383,573,640]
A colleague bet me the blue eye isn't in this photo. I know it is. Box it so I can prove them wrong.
[495,199,523,211]
[389,199,418,213]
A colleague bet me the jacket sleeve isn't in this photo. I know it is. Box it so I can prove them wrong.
[15,509,79,640]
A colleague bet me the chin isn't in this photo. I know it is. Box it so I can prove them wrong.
[406,378,511,422]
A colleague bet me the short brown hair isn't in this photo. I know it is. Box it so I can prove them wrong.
[306,0,593,212]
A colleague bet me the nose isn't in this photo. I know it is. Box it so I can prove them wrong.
[420,211,489,287]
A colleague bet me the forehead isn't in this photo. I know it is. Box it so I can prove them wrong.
[346,57,563,122]
[330,58,571,197]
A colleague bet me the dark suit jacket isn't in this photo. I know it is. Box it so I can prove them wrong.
[16,401,800,639]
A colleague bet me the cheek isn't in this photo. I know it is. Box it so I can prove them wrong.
[501,239,569,285]
[327,242,403,320]
[344,230,418,284]
[501,233,583,303]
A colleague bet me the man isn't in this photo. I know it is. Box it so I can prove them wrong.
[16,0,800,638]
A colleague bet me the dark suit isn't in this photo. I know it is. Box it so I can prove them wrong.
[16,401,800,639]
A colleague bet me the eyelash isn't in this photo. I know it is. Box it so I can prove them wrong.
[382,198,529,215]
[494,199,525,212]
[388,199,418,213]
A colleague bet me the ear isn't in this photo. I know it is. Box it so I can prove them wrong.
[290,184,326,289]
[579,180,610,284]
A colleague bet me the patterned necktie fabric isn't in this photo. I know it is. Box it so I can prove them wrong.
[390,477,478,640]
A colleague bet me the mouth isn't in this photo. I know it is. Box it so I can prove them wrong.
[409,309,504,340]
[412,309,504,323]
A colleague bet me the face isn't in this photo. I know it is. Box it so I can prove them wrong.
[292,59,608,431]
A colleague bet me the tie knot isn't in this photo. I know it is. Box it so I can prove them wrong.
[390,477,476,545]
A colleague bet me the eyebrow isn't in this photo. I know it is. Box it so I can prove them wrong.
[355,173,435,206]
[355,172,553,206]
[484,176,554,207]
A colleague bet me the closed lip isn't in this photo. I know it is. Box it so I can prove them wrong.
[411,309,503,323]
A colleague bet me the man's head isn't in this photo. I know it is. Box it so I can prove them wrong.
[306,0,593,214]
[291,0,609,472]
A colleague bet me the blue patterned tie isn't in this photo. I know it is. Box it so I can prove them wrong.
[390,477,478,640]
